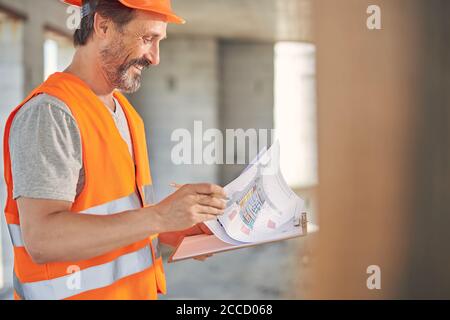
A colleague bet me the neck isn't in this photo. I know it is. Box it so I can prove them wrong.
[64,45,116,111]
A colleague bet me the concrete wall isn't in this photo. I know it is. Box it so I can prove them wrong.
[219,41,275,184]
[129,38,305,299]
[132,39,277,197]
[130,37,220,201]
[171,0,313,42]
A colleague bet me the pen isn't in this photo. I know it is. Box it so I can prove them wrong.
[170,182,230,201]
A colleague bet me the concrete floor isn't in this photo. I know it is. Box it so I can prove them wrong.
[0,289,12,300]
[160,237,308,300]
[161,189,317,300]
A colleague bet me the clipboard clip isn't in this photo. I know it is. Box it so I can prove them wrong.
[301,212,308,235]
[294,212,308,235]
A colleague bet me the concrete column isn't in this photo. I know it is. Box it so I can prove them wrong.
[22,6,44,93]
[130,37,220,201]
[219,41,275,184]
[0,10,24,298]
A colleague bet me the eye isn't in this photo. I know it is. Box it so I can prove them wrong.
[143,37,153,45]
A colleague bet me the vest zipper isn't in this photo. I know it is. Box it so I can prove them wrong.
[135,164,145,207]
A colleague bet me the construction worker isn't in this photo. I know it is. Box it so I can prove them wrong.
[3,0,226,300]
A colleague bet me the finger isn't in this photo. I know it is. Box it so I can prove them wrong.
[194,254,213,261]
[196,205,225,216]
[197,195,227,210]
[175,183,228,200]
[194,256,207,261]
[192,184,226,197]
[197,213,221,223]
[170,183,184,190]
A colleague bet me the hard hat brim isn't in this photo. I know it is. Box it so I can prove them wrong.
[119,0,185,24]
[61,0,82,6]
[60,0,185,24]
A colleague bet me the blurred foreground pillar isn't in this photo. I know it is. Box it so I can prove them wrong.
[310,0,450,299]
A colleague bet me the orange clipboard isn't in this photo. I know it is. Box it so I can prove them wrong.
[168,212,315,263]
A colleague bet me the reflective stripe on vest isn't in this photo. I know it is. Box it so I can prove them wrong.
[8,224,24,247]
[142,184,156,207]
[80,192,141,215]
[14,244,153,300]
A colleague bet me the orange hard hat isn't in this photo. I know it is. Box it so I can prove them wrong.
[62,0,185,24]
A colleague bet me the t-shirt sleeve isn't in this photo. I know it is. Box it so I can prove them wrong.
[9,95,83,202]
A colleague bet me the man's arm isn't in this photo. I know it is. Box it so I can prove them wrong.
[18,183,227,264]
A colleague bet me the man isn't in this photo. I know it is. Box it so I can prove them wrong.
[3,0,226,300]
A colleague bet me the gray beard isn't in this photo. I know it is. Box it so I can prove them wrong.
[115,67,142,93]
[100,44,144,94]
[104,62,142,94]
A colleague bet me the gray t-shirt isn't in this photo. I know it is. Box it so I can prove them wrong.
[9,93,134,202]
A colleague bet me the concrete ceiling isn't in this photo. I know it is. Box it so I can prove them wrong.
[170,0,313,42]
[0,0,313,43]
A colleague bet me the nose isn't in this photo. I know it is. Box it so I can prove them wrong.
[145,42,160,66]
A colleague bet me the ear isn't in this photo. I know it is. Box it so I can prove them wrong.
[93,12,110,40]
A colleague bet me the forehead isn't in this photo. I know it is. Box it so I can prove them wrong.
[127,10,168,36]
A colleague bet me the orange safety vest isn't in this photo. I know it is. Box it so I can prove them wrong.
[3,72,166,300]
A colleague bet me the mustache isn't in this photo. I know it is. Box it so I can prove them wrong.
[120,58,151,72]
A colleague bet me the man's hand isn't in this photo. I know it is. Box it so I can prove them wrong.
[153,184,227,233]
[193,254,214,262]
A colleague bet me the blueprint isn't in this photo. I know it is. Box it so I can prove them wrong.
[205,141,305,244]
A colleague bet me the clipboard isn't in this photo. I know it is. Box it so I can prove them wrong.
[168,212,317,263]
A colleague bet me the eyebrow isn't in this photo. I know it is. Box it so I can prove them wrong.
[144,31,167,40]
